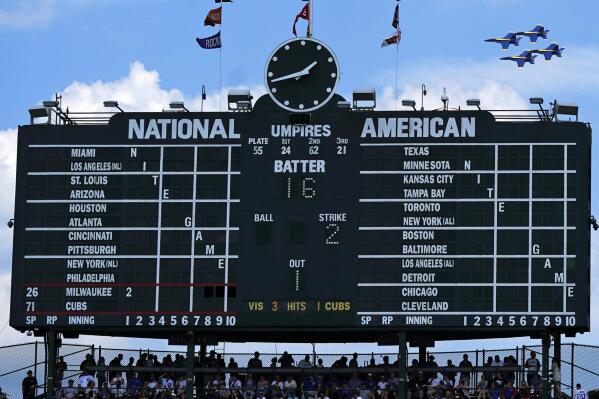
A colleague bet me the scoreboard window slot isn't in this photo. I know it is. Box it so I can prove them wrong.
[531,230,564,255]
[531,258,563,283]
[567,230,576,255]
[460,146,495,170]
[159,261,190,284]
[567,259,576,283]
[256,224,272,246]
[499,145,529,170]
[533,174,564,198]
[289,222,307,245]
[533,145,564,171]
[497,230,529,255]
[195,203,227,227]
[497,201,530,227]
[497,259,528,283]
[532,202,564,227]
[567,147,576,170]
[159,286,190,311]
[197,147,229,171]
[121,175,161,199]
[456,287,493,312]
[531,287,563,312]
[161,175,194,199]
[196,175,228,199]
[161,202,193,228]
[162,230,195,255]
[496,286,528,312]
[567,206,576,226]
[498,174,529,199]
[163,147,195,171]
[567,175,576,199]
[231,146,240,171]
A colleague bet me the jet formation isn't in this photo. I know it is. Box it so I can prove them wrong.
[485,25,564,67]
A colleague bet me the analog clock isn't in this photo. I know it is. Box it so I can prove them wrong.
[265,38,340,112]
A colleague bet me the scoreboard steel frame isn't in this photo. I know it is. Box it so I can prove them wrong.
[10,105,591,341]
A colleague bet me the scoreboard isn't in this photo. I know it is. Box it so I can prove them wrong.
[10,105,591,339]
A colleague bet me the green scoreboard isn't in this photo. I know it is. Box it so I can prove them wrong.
[10,106,591,339]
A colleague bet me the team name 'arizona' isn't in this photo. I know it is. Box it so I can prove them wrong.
[128,119,240,140]
[361,117,475,138]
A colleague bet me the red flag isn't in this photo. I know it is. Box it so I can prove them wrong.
[204,6,222,27]
[292,3,310,37]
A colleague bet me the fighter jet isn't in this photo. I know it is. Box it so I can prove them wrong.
[501,50,537,67]
[517,25,550,42]
[530,43,565,61]
[484,32,521,49]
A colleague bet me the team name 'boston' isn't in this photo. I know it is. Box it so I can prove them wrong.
[361,117,475,138]
[128,118,240,140]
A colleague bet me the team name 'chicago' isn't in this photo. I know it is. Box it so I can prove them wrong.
[128,118,240,140]
[361,117,475,138]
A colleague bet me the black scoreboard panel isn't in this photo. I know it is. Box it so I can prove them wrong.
[10,108,591,339]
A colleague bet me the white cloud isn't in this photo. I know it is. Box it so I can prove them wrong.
[0,0,55,30]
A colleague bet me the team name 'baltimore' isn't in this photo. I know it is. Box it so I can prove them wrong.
[128,118,240,140]
[361,117,475,138]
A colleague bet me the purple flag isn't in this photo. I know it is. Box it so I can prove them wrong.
[196,31,222,49]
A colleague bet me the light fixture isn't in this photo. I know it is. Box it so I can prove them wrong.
[103,101,124,112]
[529,97,544,105]
[401,99,417,111]
[466,99,481,110]
[228,89,253,112]
[7,218,14,228]
[337,101,351,109]
[42,100,58,108]
[28,107,50,125]
[553,102,578,122]
[169,101,190,112]
[353,89,376,111]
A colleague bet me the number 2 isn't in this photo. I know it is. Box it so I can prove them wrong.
[126,287,133,297]
[325,223,340,245]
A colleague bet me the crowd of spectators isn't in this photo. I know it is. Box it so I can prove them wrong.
[19,351,566,399]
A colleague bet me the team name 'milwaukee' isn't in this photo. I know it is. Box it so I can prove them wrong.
[128,118,240,140]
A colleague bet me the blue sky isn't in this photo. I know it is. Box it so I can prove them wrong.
[0,0,598,352]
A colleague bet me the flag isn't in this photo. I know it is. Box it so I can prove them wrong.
[292,3,310,37]
[204,6,222,26]
[381,31,401,47]
[215,0,232,2]
[392,4,399,29]
[196,31,222,49]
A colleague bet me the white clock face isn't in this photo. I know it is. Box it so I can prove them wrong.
[265,38,340,112]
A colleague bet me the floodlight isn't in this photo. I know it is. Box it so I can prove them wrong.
[553,102,578,122]
[337,101,351,109]
[466,99,481,110]
[42,100,58,108]
[7,218,14,228]
[353,89,376,110]
[228,89,253,111]
[28,106,50,125]
[401,99,417,111]
[529,97,544,105]
[103,101,124,112]
[169,101,190,112]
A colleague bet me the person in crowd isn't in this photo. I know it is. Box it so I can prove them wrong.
[96,357,107,390]
[270,358,279,369]
[109,373,125,398]
[317,390,331,399]
[427,373,445,399]
[216,354,226,368]
[491,356,503,367]
[407,360,423,399]
[80,354,96,378]
[256,376,270,399]
[502,381,517,399]
[574,383,588,399]
[62,379,78,399]
[303,374,318,399]
[488,382,501,399]
[551,359,562,399]
[519,381,531,399]
[458,355,473,386]
[77,372,94,391]
[443,360,457,386]
[359,382,374,399]
[376,374,388,399]
[176,375,187,397]
[283,375,298,399]
[298,355,313,369]
[248,352,263,369]
[529,374,542,395]
[279,352,295,368]
[453,379,469,399]
[349,353,359,369]
[387,373,400,399]
[423,355,439,384]
[475,378,488,399]
[244,374,255,399]
[524,352,540,385]
[22,370,38,399]
[108,354,123,380]
[482,357,494,385]
[316,358,325,368]
[127,371,141,396]
[229,374,242,392]
[56,357,68,387]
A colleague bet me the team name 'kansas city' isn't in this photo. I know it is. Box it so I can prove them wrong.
[128,118,240,140]
[361,117,475,138]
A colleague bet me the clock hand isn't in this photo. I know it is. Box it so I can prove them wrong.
[271,61,318,83]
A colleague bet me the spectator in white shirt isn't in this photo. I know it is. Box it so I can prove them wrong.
[298,355,313,369]
[575,384,588,399]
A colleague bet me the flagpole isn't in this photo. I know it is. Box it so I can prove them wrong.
[219,1,223,111]
[308,0,313,37]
